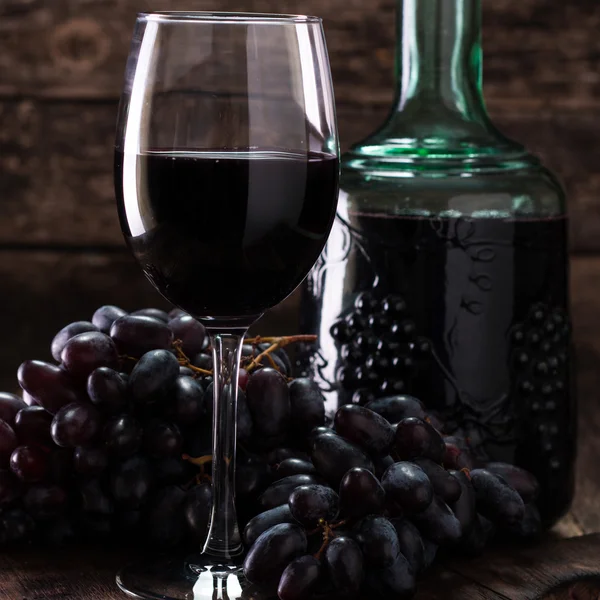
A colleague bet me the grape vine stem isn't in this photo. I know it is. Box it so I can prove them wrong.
[172,335,317,377]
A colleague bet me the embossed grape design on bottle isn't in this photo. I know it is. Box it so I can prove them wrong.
[299,0,575,525]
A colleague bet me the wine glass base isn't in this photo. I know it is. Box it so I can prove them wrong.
[116,554,247,600]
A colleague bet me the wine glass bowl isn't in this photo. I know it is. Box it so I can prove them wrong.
[113,11,338,600]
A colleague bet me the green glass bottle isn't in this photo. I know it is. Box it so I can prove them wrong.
[300,0,575,525]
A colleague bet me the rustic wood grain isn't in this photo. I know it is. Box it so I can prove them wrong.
[1,100,599,250]
[0,0,598,111]
[448,534,600,600]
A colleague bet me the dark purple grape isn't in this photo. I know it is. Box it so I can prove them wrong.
[110,315,174,357]
[364,552,416,600]
[278,555,322,600]
[485,462,540,503]
[169,308,187,320]
[87,368,129,414]
[168,376,206,424]
[365,395,426,423]
[143,486,186,546]
[51,403,101,448]
[324,536,363,597]
[289,484,339,528]
[154,457,193,486]
[505,504,542,540]
[92,305,128,334]
[353,515,400,568]
[253,344,291,376]
[192,353,213,371]
[0,469,23,505]
[258,474,320,511]
[110,455,154,509]
[183,482,212,542]
[310,432,374,487]
[389,518,425,574]
[61,332,119,380]
[443,438,476,470]
[24,484,68,520]
[236,453,271,498]
[246,368,290,438]
[0,419,18,465]
[243,523,307,585]
[378,380,407,396]
[73,446,108,477]
[381,462,433,514]
[179,366,195,377]
[470,469,525,525]
[169,315,207,356]
[449,469,477,535]
[104,415,142,457]
[132,308,170,323]
[374,454,395,479]
[48,449,73,485]
[266,447,311,465]
[339,467,385,520]
[458,514,495,557]
[334,405,395,456]
[0,392,27,425]
[143,420,183,458]
[13,406,53,447]
[288,378,326,434]
[243,504,297,546]
[395,417,445,463]
[17,360,80,414]
[1,508,35,542]
[412,457,461,503]
[129,349,180,403]
[411,495,462,545]
[51,321,99,362]
[275,459,316,479]
[80,478,114,515]
[10,445,49,482]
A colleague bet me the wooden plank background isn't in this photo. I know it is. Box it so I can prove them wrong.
[0,0,599,395]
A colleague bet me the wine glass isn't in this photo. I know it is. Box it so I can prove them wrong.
[113,11,339,600]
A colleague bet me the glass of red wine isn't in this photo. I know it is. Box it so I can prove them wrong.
[113,11,339,600]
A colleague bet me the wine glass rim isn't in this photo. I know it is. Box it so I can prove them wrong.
[139,11,322,24]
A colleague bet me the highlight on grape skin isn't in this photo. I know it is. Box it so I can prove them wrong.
[0,304,543,600]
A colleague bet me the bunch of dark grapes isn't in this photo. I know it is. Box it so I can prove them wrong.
[0,303,544,600]
[329,292,432,405]
[0,305,324,549]
[242,398,542,600]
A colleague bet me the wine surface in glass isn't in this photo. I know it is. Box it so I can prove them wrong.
[115,148,339,319]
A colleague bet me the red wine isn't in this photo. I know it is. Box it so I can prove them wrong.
[301,213,574,523]
[115,149,339,322]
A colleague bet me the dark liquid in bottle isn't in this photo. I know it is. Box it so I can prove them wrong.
[115,149,339,321]
[301,212,575,523]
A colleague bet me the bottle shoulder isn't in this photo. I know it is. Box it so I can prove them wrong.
[340,151,566,219]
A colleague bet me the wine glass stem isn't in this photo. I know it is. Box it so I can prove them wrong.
[203,330,246,560]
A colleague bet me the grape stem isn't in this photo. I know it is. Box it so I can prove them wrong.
[172,335,318,377]
[244,335,317,373]
[172,341,212,376]
[312,519,348,560]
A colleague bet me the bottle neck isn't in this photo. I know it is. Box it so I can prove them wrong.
[350,0,525,164]
[395,0,485,123]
